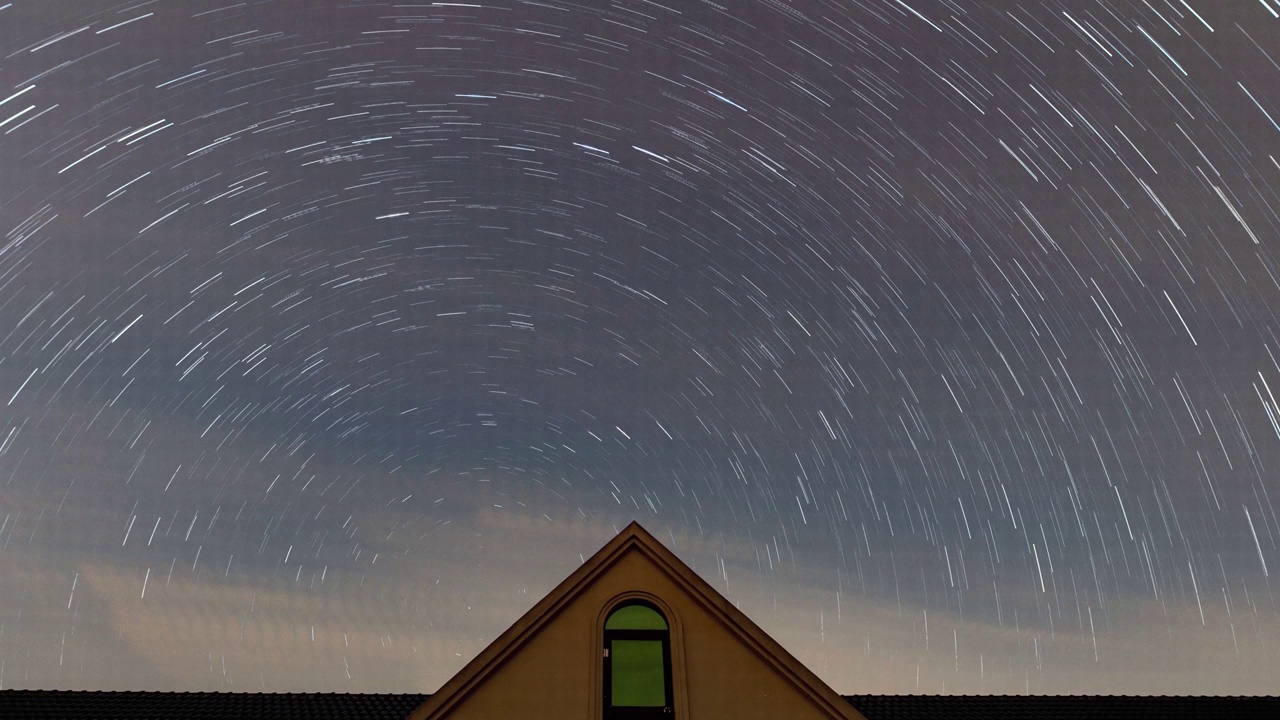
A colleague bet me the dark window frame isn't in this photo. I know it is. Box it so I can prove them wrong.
[602,600,674,718]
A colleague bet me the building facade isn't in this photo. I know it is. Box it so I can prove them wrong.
[407,521,862,720]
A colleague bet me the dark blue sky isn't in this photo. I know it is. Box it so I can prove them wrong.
[1,0,1279,694]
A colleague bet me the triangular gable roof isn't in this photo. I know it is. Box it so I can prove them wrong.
[407,521,864,720]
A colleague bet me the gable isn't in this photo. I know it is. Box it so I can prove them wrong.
[408,524,863,720]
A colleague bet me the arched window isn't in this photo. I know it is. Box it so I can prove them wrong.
[602,601,673,718]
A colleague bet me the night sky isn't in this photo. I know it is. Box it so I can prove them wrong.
[1,0,1279,695]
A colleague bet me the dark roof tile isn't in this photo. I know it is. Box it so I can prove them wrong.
[845,694,1280,720]
[3,690,1277,719]
[0,690,429,720]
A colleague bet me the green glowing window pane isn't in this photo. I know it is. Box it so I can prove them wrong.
[610,640,666,707]
[605,604,667,630]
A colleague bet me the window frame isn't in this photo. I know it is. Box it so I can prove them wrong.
[597,593,684,719]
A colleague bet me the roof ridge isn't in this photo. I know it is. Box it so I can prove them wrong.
[844,693,1280,699]
[0,689,430,695]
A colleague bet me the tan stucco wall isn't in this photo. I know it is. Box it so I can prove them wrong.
[438,547,852,719]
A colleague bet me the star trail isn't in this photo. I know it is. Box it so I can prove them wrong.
[2,0,1280,695]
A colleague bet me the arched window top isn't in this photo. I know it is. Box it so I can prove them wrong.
[606,602,668,630]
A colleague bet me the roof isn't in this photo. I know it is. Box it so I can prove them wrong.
[407,520,860,719]
[846,694,1280,719]
[2,690,1276,719]
[0,691,429,719]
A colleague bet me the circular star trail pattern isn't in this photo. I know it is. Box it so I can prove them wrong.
[2,0,1280,694]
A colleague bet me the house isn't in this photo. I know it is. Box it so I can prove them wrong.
[407,520,861,720]
[1,522,1276,719]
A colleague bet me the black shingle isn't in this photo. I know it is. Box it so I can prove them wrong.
[0,690,429,720]
[2,690,1277,719]
[845,694,1280,720]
